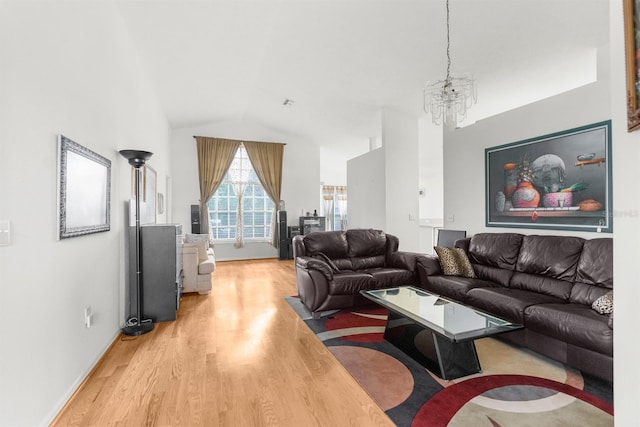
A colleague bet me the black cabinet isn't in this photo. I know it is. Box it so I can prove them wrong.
[299,216,326,234]
[128,224,183,322]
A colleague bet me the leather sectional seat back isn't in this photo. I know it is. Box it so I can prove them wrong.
[571,238,614,305]
[510,235,585,301]
[300,229,395,271]
[466,233,522,286]
[347,229,389,270]
[302,230,353,270]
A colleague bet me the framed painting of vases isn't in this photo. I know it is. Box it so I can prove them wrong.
[485,121,612,233]
[624,0,640,132]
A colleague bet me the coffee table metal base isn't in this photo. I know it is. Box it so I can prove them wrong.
[384,311,482,380]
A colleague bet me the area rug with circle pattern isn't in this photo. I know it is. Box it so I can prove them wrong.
[285,297,614,427]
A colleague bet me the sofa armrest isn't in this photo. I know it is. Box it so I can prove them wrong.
[182,245,200,292]
[296,256,333,281]
[386,251,420,272]
[608,313,613,329]
[415,254,443,290]
[416,254,443,276]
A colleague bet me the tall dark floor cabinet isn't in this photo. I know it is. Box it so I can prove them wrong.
[128,224,183,322]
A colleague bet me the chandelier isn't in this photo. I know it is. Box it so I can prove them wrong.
[423,0,477,129]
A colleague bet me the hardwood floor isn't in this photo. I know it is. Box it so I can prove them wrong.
[52,259,394,426]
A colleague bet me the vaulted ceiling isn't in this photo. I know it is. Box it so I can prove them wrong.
[115,0,609,154]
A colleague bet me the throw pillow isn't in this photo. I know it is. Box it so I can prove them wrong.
[434,246,476,278]
[591,290,613,314]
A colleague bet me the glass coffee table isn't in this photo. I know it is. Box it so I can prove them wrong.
[360,286,523,380]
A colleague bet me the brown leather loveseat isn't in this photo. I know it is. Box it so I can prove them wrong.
[416,232,613,382]
[293,229,420,318]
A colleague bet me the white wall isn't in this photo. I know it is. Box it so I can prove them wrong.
[0,2,170,425]
[381,108,421,251]
[346,109,446,253]
[609,1,640,424]
[319,145,352,186]
[170,120,321,261]
[417,117,445,254]
[418,117,444,225]
[347,148,386,230]
[443,59,610,238]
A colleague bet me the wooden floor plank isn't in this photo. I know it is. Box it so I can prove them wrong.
[52,258,393,426]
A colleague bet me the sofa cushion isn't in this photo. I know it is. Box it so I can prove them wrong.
[570,238,613,305]
[365,268,415,288]
[468,233,523,270]
[434,246,476,278]
[525,303,613,356]
[575,238,613,287]
[346,229,387,258]
[515,235,584,281]
[591,291,613,314]
[508,272,574,301]
[330,271,376,294]
[303,231,348,259]
[508,235,585,300]
[466,287,564,323]
[570,282,611,307]
[331,258,354,271]
[471,264,514,287]
[352,255,386,270]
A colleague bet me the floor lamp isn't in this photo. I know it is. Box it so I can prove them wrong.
[120,149,155,336]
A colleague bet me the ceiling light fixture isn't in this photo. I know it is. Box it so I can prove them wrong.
[423,0,477,130]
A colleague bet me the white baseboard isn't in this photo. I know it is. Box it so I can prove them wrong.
[43,330,121,427]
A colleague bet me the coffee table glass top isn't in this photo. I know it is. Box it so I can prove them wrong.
[361,286,523,342]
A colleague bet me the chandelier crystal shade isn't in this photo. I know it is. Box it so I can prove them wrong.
[423,0,477,129]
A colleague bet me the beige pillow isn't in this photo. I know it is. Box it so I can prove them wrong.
[434,246,476,278]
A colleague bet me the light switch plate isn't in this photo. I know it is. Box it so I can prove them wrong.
[0,221,10,246]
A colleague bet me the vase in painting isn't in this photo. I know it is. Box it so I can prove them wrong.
[512,182,540,208]
[503,163,518,199]
[495,191,506,212]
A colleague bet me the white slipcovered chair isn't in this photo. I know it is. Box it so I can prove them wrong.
[182,233,215,294]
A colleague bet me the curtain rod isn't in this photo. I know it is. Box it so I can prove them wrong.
[192,136,286,145]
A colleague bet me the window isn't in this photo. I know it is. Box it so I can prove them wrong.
[322,185,347,231]
[207,146,275,241]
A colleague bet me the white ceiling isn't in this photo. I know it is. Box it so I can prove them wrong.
[115,0,609,152]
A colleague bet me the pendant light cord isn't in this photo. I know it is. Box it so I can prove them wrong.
[445,0,451,84]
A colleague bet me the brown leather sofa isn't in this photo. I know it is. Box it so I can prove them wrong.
[293,229,420,318]
[416,233,613,382]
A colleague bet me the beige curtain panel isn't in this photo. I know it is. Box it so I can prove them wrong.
[244,141,284,248]
[194,136,241,235]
